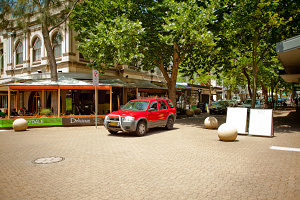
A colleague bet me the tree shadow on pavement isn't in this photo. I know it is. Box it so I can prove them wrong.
[176,110,300,134]
[175,113,226,129]
[273,110,300,133]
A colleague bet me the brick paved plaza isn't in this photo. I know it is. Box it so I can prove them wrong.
[0,111,299,200]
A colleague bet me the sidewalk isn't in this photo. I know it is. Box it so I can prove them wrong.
[0,110,299,200]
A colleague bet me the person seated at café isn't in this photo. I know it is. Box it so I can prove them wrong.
[18,108,25,116]
[11,108,19,117]
[23,108,31,116]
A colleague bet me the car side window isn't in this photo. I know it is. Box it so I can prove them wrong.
[166,100,174,108]
[159,100,168,110]
[149,101,158,111]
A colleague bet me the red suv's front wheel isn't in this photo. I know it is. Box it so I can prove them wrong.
[136,121,147,136]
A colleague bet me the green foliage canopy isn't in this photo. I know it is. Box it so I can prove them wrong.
[70,0,217,104]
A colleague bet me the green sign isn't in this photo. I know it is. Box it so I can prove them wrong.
[0,118,62,128]
[0,119,15,128]
[26,118,62,127]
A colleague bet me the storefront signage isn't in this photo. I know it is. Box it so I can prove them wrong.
[0,117,104,128]
[0,118,62,128]
[62,117,104,126]
[249,109,273,137]
[27,118,62,126]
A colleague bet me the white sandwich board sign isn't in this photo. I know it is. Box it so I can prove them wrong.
[249,109,273,137]
[226,107,248,134]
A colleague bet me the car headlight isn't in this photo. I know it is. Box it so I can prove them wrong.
[104,115,109,122]
[123,116,135,122]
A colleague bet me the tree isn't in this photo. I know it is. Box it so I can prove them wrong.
[0,0,79,81]
[70,0,216,104]
[175,0,298,109]
[222,0,294,108]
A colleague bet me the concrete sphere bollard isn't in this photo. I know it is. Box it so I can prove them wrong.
[204,117,218,129]
[217,123,237,141]
[194,108,201,115]
[186,109,194,117]
[13,118,28,131]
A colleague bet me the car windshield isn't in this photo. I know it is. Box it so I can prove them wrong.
[121,101,149,111]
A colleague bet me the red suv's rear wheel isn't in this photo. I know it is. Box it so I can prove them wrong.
[165,117,174,130]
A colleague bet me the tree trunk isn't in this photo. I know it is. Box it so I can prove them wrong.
[158,42,183,107]
[242,67,252,98]
[42,23,58,81]
[167,82,177,108]
[251,37,258,109]
[260,81,268,108]
[271,83,274,109]
[208,80,212,106]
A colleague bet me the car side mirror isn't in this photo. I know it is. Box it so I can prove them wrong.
[148,108,155,112]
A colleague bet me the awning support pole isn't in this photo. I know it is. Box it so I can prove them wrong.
[95,86,98,128]
[16,90,19,111]
[42,90,45,109]
[58,86,61,117]
[110,86,112,113]
[8,87,11,118]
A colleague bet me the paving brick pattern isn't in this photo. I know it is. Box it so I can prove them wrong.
[0,112,299,200]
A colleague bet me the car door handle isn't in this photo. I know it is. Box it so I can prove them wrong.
[157,113,160,114]
[166,111,169,113]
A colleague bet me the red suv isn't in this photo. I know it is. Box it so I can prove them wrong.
[104,98,176,136]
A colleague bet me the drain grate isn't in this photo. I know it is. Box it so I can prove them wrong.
[33,156,64,164]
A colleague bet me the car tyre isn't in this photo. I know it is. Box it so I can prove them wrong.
[108,130,118,135]
[165,117,174,130]
[136,121,147,136]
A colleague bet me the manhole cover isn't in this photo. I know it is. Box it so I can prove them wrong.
[33,156,64,164]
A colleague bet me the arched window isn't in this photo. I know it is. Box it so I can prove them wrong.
[33,37,41,61]
[52,32,62,57]
[16,41,23,64]
[0,49,3,74]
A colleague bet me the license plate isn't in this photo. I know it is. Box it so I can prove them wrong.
[110,122,118,126]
